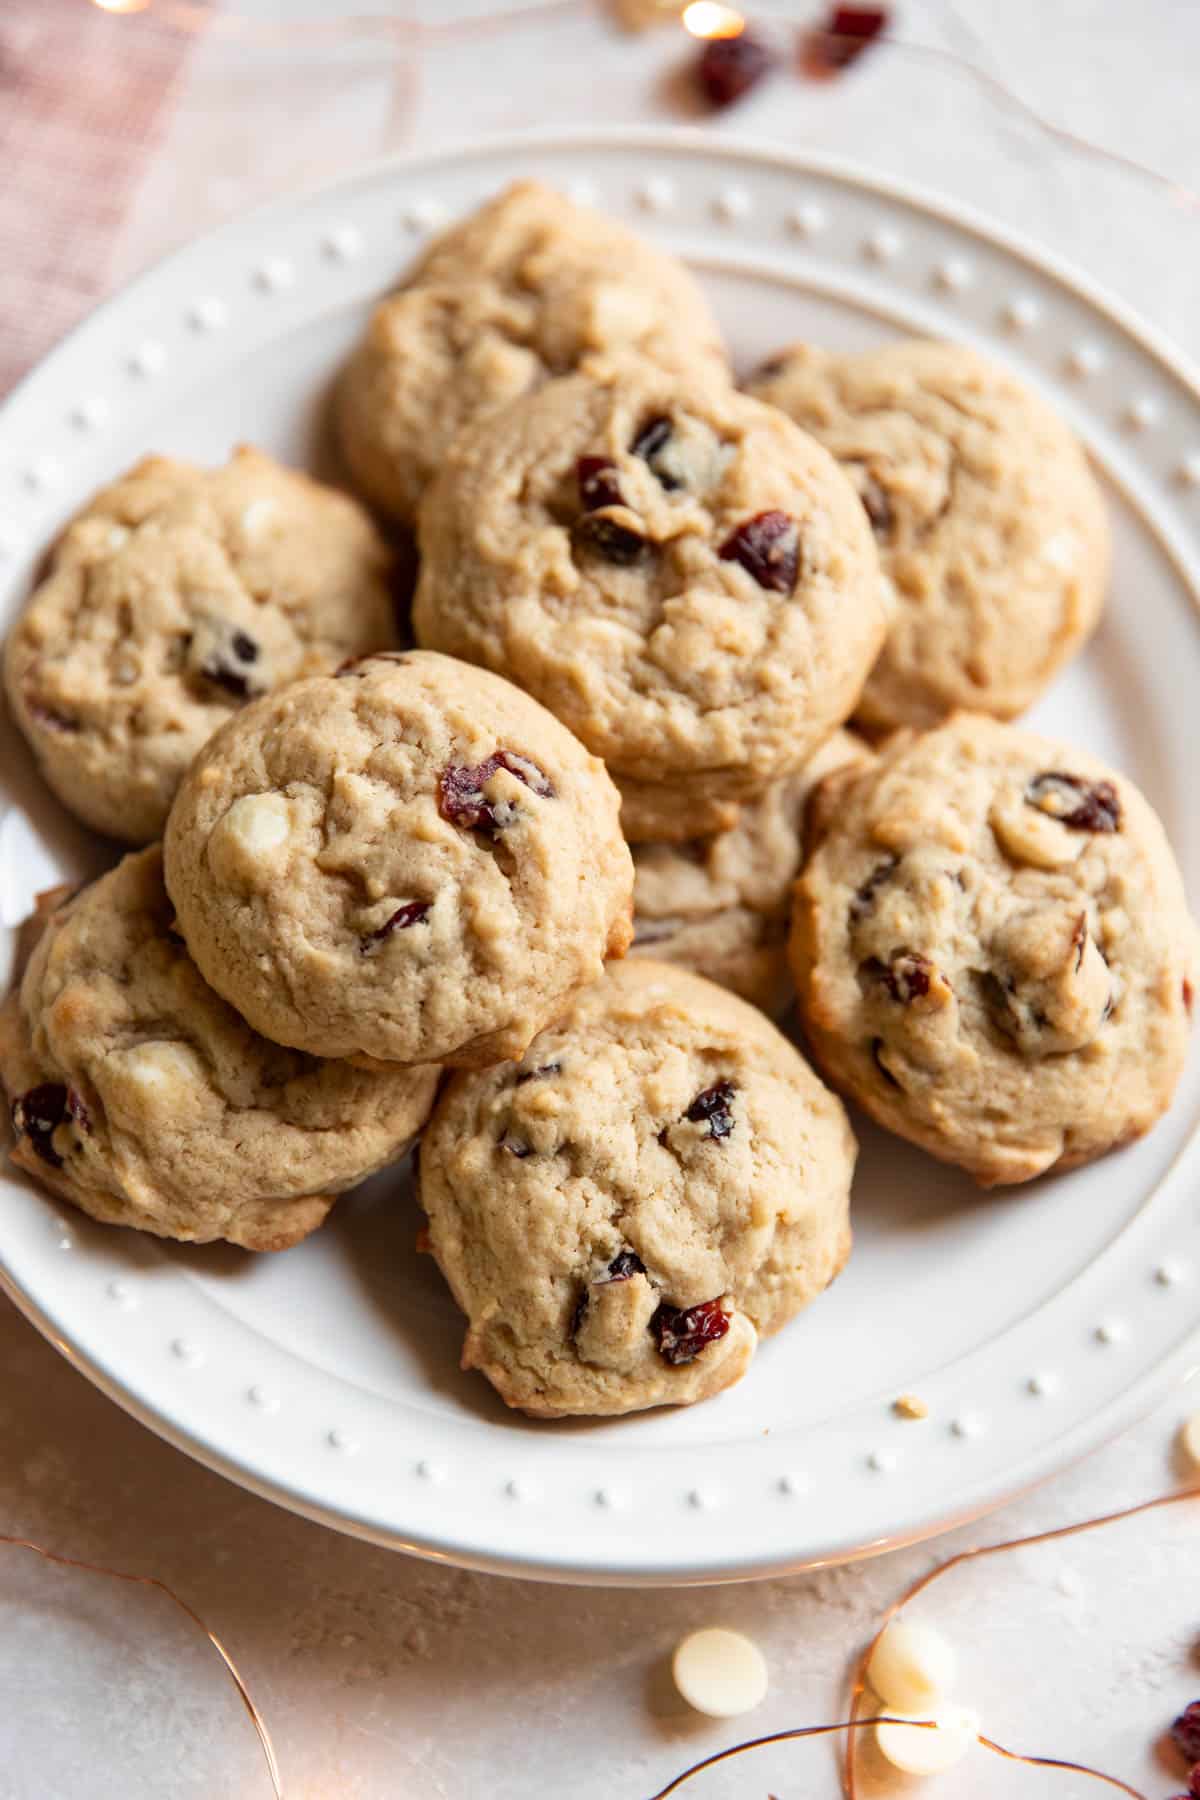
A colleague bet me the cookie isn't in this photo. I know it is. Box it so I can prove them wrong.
[418,958,855,1418]
[747,340,1109,731]
[790,714,1196,1185]
[164,650,634,1066]
[631,729,873,1012]
[414,359,888,832]
[0,849,439,1249]
[337,180,725,525]
[4,447,398,844]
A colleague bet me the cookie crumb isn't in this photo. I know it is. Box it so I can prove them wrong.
[893,1392,929,1420]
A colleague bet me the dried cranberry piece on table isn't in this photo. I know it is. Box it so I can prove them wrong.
[1172,1701,1200,1763]
[652,1298,730,1365]
[684,1080,737,1140]
[1025,772,1121,833]
[718,511,799,593]
[696,29,775,109]
[438,750,554,839]
[803,5,890,75]
[576,455,624,512]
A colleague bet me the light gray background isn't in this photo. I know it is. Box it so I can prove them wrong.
[4,4,1200,1796]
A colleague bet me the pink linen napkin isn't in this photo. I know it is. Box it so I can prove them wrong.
[0,0,197,399]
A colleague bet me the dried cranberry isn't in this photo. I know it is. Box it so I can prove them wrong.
[201,627,262,700]
[684,1079,737,1140]
[1172,1703,1200,1764]
[863,951,934,1003]
[571,513,647,566]
[500,1134,532,1159]
[360,901,430,952]
[856,470,894,539]
[1191,1771,1200,1800]
[696,29,774,109]
[630,415,682,491]
[850,857,897,921]
[438,749,554,840]
[718,511,799,594]
[515,1060,562,1085]
[1185,979,1195,1015]
[576,456,624,512]
[11,1082,86,1169]
[607,1249,646,1282]
[803,5,890,75]
[652,1297,730,1365]
[1025,772,1121,833]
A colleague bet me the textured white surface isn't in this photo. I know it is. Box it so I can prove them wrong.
[4,3,1200,1795]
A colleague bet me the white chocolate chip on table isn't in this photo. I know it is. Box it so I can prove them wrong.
[671,1628,768,1718]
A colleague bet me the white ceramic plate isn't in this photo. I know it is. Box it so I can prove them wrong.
[3,129,1200,1587]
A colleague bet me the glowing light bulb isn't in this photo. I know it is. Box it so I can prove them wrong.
[682,3,745,40]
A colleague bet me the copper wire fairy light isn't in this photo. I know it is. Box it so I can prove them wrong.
[1,1533,284,1797]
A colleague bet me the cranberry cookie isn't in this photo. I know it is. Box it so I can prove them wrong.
[414,359,888,836]
[418,958,855,1418]
[4,447,398,843]
[631,729,873,1013]
[336,180,725,525]
[748,340,1109,732]
[791,715,1196,1185]
[164,650,633,1066]
[0,850,438,1249]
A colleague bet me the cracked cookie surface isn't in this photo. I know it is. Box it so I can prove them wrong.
[4,447,398,843]
[164,650,634,1065]
[790,714,1196,1184]
[414,358,887,834]
[336,180,725,526]
[418,958,855,1417]
[748,340,1109,732]
[631,729,873,1013]
[0,849,438,1248]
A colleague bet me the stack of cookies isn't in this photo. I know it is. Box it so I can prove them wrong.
[2,183,1195,1421]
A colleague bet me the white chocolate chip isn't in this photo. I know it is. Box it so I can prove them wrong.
[867,1619,958,1713]
[240,498,277,535]
[1180,1410,1200,1470]
[1038,529,1080,573]
[210,793,292,881]
[121,1040,206,1090]
[989,784,1083,870]
[875,1703,979,1774]
[672,1628,768,1719]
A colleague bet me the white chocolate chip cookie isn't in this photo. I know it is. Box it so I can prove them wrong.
[748,340,1109,731]
[4,447,398,843]
[0,849,438,1249]
[631,729,873,1012]
[791,714,1196,1184]
[164,650,634,1066]
[418,958,855,1417]
[415,359,888,833]
[337,180,726,525]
